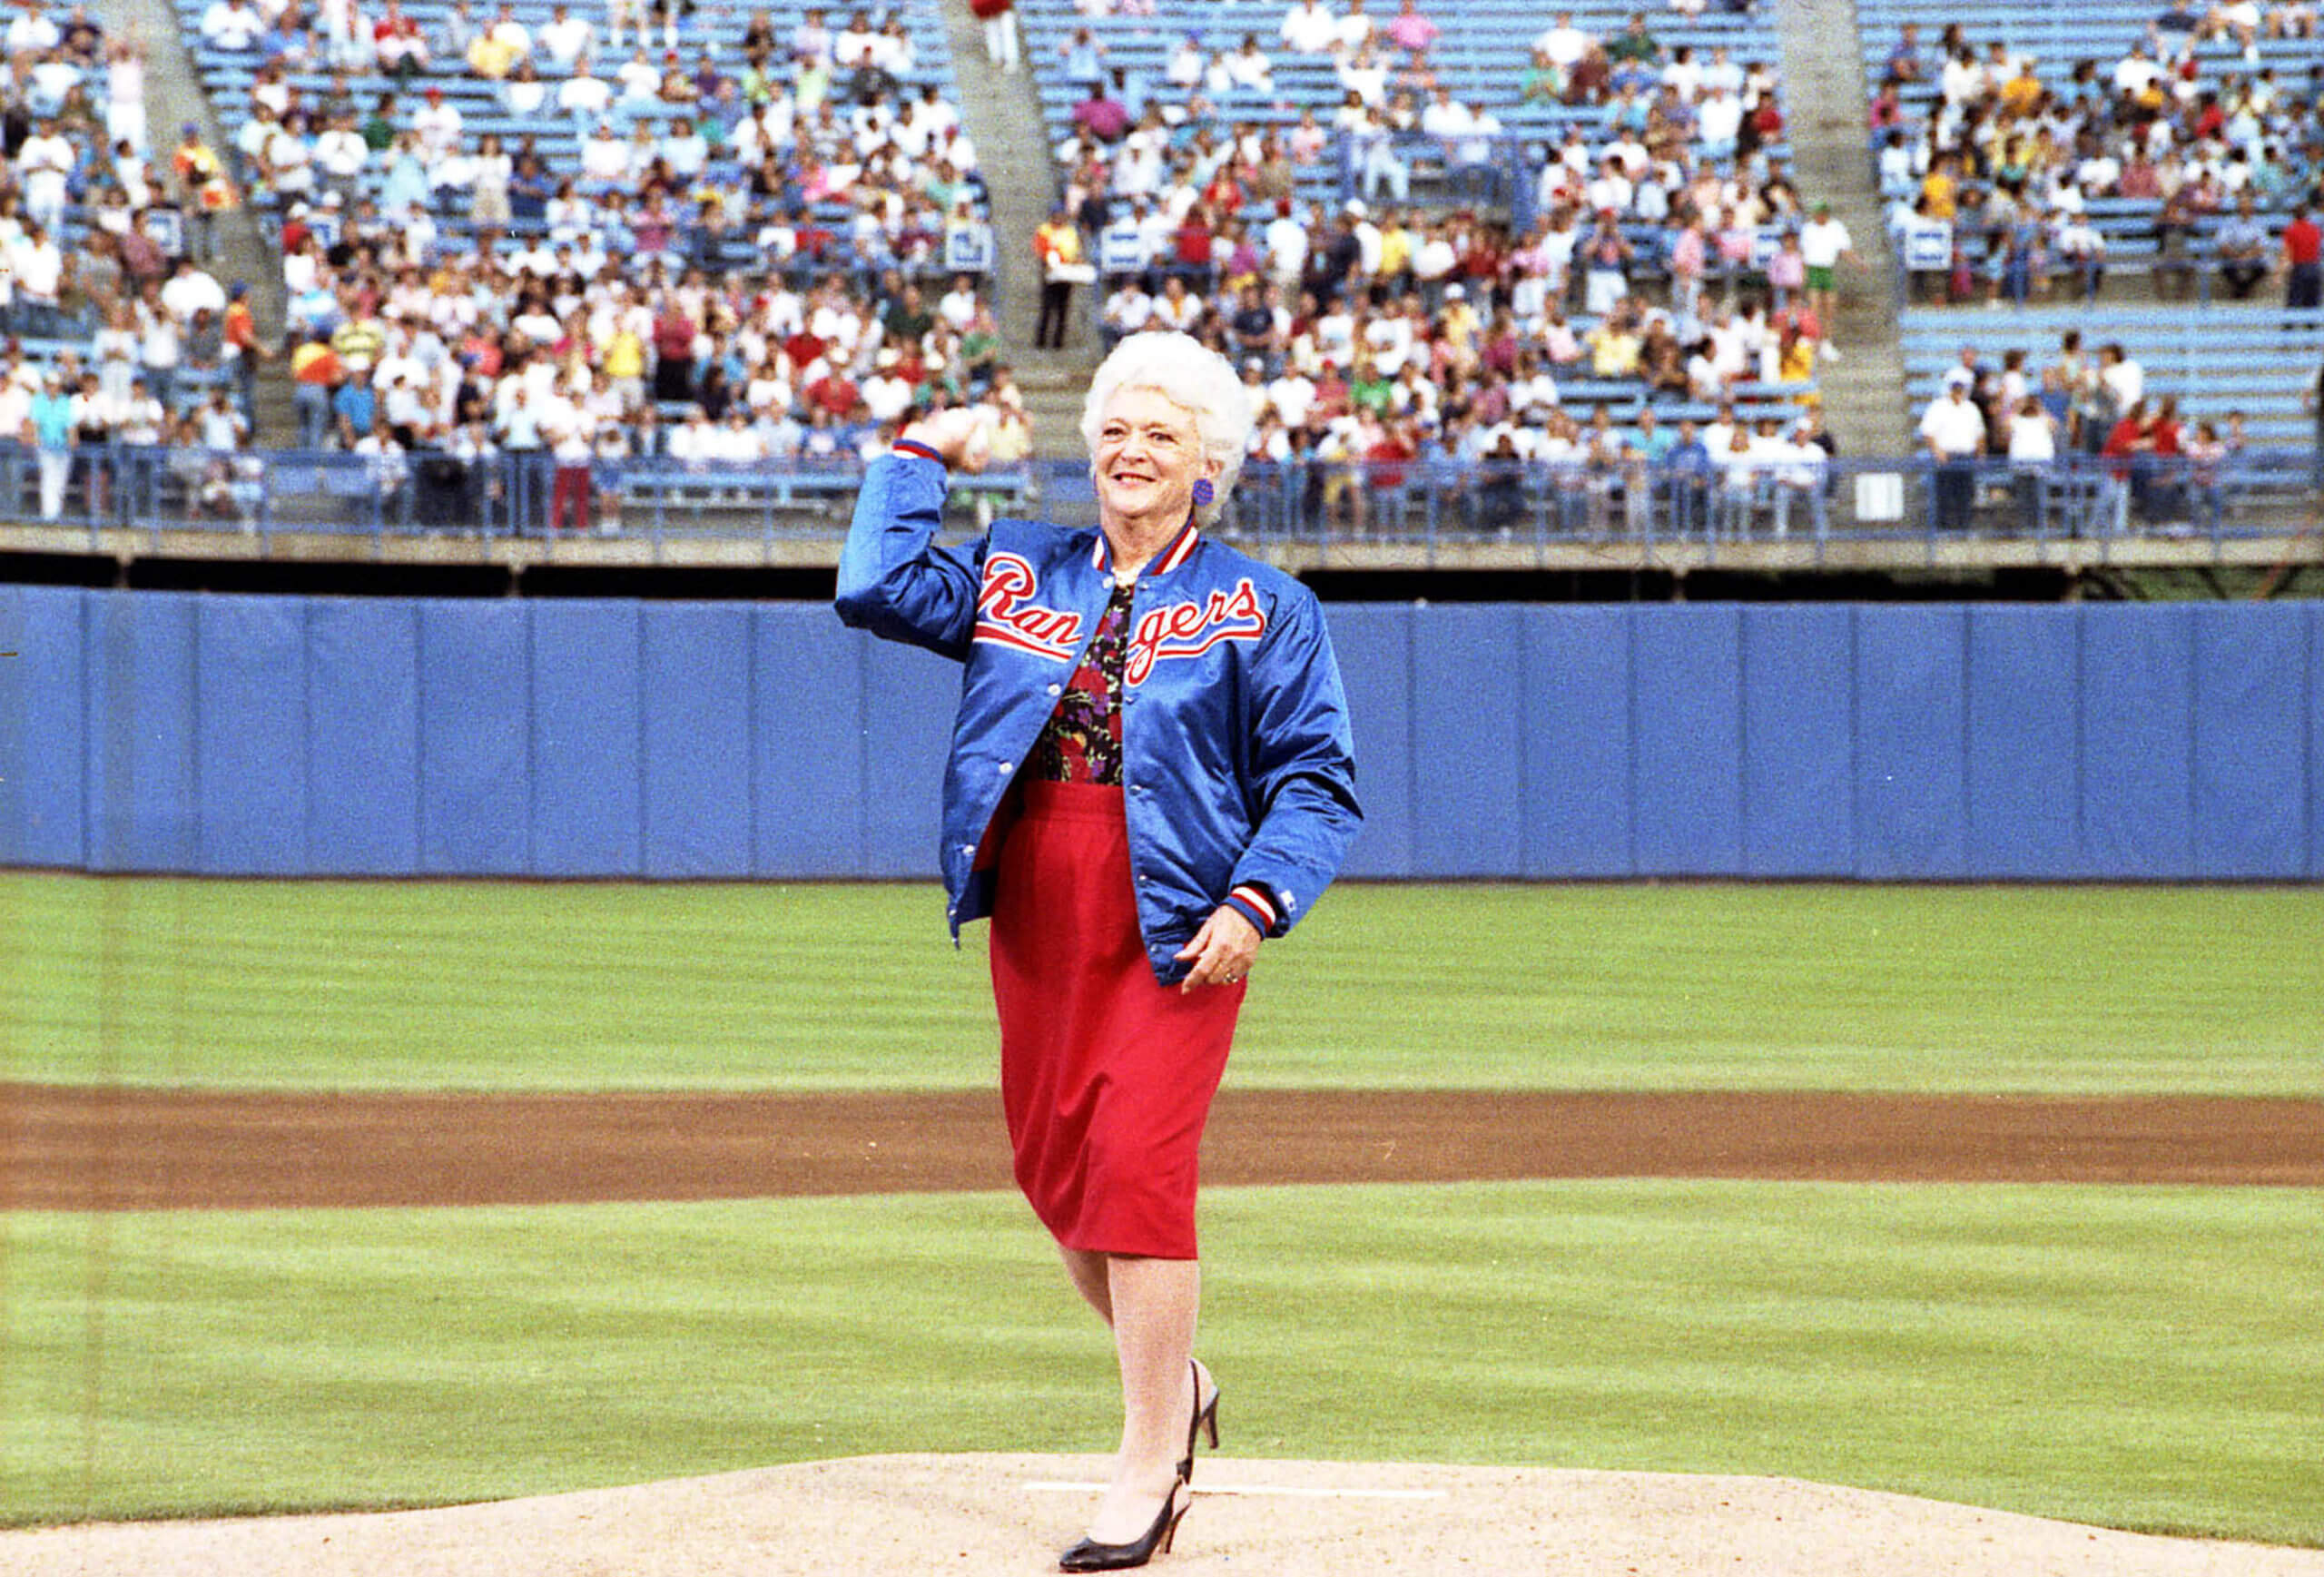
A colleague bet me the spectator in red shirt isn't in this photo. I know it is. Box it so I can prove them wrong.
[1172,205,1216,293]
[804,366,861,419]
[2281,205,2321,310]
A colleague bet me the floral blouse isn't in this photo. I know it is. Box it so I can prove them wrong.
[1028,578,1133,785]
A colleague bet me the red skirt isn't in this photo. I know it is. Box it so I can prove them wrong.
[989,779,1244,1260]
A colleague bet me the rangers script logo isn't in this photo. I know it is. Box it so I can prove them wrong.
[973,553,1084,660]
[1125,579,1268,685]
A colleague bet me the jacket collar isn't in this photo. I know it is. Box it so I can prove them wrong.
[1090,513,1201,580]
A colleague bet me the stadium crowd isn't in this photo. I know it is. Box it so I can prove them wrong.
[1032,0,1853,522]
[0,0,1034,527]
[1909,327,2299,532]
[1873,12,2324,305]
[5,0,1859,537]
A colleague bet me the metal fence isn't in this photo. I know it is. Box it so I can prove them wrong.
[5,443,2317,554]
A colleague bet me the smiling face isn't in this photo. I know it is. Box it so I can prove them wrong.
[1093,385,1214,537]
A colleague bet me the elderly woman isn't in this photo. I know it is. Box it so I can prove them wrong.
[836,331,1360,1572]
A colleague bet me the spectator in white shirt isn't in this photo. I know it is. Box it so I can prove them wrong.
[1101,278,1153,346]
[1334,0,1374,53]
[580,123,629,186]
[2113,43,2162,96]
[161,259,228,324]
[661,117,708,177]
[1532,11,1592,68]
[199,0,263,50]
[1418,85,1475,138]
[1264,199,1309,288]
[560,58,614,119]
[1919,383,1986,530]
[413,87,463,159]
[11,222,64,313]
[860,352,914,423]
[312,111,369,203]
[1696,84,1742,155]
[1279,0,1341,55]
[15,119,75,232]
[1336,43,1385,104]
[5,0,60,54]
[539,3,594,66]
[1166,34,1202,86]
[2097,342,2142,414]
[1224,36,1273,91]
[833,10,881,70]
[615,46,661,99]
[1150,275,1204,332]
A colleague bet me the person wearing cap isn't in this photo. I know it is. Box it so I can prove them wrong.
[412,84,462,161]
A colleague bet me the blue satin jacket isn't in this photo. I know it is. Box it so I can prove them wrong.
[834,450,1362,983]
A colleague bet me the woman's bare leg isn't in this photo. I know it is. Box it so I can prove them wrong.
[1082,1255,1198,1544]
[1059,1245,1113,1325]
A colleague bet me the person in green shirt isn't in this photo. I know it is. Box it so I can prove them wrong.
[1605,12,1659,65]
[360,92,396,153]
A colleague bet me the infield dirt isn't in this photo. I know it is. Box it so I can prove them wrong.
[6,1086,2320,1210]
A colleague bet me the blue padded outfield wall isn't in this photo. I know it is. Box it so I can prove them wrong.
[2,586,2319,881]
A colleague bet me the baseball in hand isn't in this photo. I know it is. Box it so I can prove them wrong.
[904,408,990,474]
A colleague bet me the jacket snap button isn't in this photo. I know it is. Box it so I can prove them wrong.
[1046,684,1061,695]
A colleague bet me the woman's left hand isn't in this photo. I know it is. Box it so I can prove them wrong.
[1175,905,1261,993]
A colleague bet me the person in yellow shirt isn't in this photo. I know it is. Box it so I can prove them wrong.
[1033,208,1086,349]
[1587,306,1643,379]
[330,313,386,378]
[468,31,523,78]
[602,322,647,409]
[1997,62,2043,120]
[1376,212,1415,282]
[1919,155,1958,222]
[1777,328,1817,388]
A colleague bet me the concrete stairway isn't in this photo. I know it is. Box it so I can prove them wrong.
[1771,0,1913,458]
[936,0,1096,459]
[121,0,297,443]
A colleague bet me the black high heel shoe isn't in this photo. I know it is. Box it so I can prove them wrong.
[1058,1477,1191,1573]
[1177,1360,1221,1483]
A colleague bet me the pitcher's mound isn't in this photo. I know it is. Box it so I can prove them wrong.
[4,1455,2319,1576]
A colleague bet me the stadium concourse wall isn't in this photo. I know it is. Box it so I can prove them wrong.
[1,586,2319,882]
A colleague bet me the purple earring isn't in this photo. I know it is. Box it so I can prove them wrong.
[1191,478,1215,508]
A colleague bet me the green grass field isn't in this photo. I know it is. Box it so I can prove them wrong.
[3,873,2319,1093]
[5,1184,2318,1543]
[2,872,2319,1543]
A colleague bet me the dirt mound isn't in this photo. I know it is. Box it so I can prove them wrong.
[2,1456,2317,1576]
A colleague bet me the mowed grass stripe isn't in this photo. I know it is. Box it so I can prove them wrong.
[3,1181,2318,1543]
[5,874,2319,1094]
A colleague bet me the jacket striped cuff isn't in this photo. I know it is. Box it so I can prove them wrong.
[1226,883,1279,933]
[891,439,945,465]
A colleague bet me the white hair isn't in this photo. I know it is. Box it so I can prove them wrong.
[1080,330,1253,527]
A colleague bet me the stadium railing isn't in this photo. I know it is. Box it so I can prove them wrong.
[7,445,2315,555]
